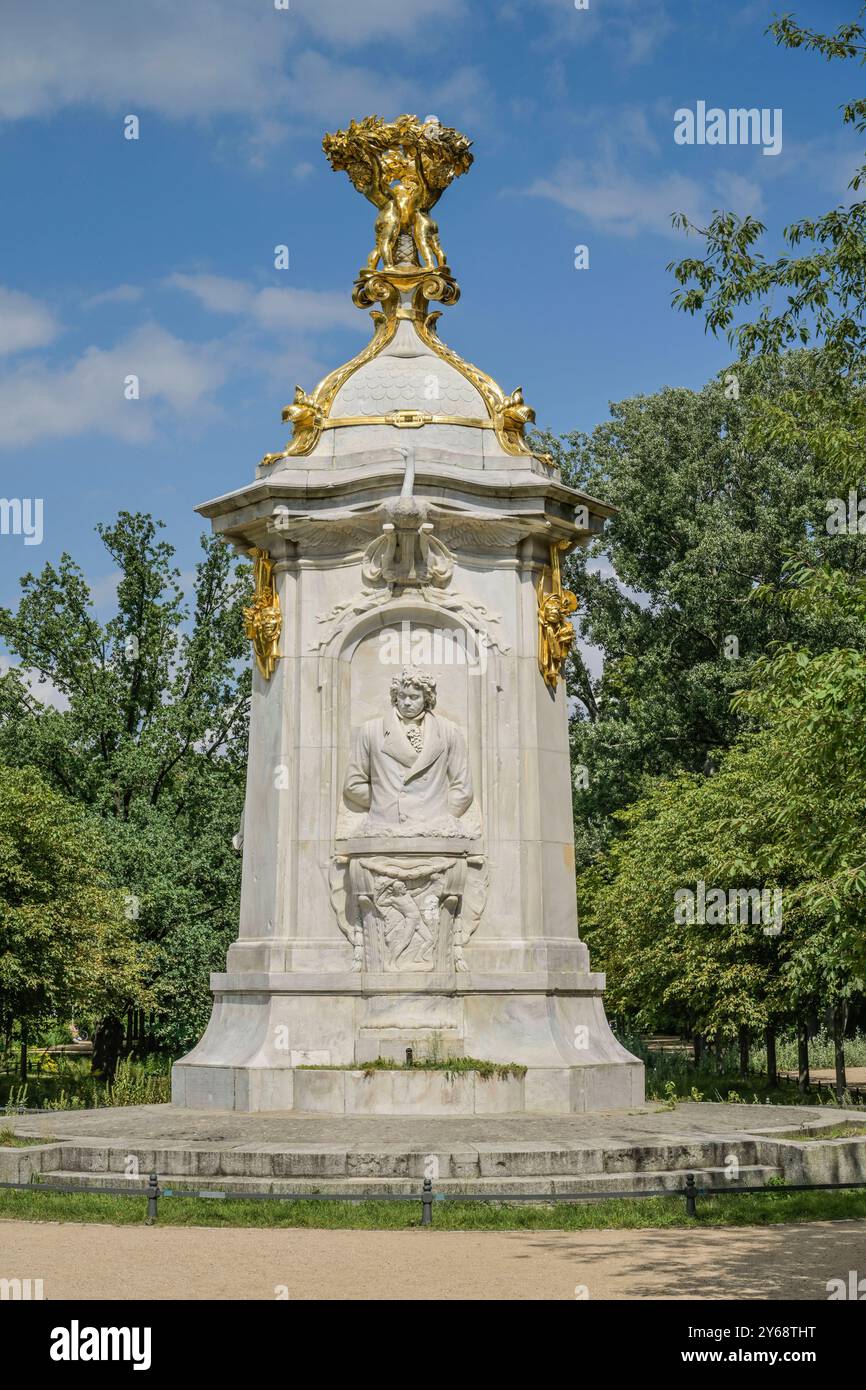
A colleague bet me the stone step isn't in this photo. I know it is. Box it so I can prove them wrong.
[37,1164,779,1198]
[52,1138,762,1181]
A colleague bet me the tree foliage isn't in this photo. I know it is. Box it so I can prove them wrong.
[572,7,866,1035]
[0,765,150,1041]
[0,513,251,1052]
[536,353,863,858]
[668,5,866,487]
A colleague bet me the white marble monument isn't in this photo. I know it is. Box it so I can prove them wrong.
[172,114,644,1113]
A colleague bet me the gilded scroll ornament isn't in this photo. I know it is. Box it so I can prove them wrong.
[243,548,281,680]
[537,540,578,689]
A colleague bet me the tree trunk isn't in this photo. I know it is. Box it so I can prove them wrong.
[91,1015,125,1080]
[797,1022,810,1095]
[765,1025,778,1089]
[692,1034,703,1068]
[738,1026,750,1078]
[19,1026,27,1084]
[832,1002,847,1104]
[715,1031,724,1073]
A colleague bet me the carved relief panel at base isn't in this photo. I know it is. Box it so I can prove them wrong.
[330,850,487,972]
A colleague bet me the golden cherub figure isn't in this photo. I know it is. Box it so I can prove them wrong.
[323,115,472,272]
[363,146,445,270]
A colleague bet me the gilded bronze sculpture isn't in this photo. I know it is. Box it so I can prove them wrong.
[258,114,547,467]
[537,540,579,689]
[322,114,472,271]
[243,548,282,680]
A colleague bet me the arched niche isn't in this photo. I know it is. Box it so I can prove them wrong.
[321,595,494,849]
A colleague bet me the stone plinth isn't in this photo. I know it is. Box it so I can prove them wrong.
[172,969,644,1113]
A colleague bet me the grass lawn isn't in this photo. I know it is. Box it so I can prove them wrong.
[776,1122,866,1141]
[0,1128,57,1147]
[299,1057,526,1080]
[1,1185,865,1231]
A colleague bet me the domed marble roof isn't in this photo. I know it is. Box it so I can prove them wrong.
[330,320,487,420]
[257,272,550,473]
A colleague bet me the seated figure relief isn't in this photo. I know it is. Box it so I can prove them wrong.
[342,668,473,839]
[337,669,478,973]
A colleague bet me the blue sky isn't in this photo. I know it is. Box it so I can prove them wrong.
[0,0,860,632]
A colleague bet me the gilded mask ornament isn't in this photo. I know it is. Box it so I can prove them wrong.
[537,540,578,689]
[243,549,282,680]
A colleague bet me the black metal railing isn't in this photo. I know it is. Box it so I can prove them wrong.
[2,1171,866,1226]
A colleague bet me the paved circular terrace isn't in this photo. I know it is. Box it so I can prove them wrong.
[7,1100,855,1149]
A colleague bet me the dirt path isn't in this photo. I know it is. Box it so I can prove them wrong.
[780,1067,866,1084]
[2,1219,864,1300]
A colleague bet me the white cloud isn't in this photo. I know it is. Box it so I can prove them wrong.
[280,51,415,125]
[712,172,765,218]
[575,639,604,682]
[295,0,463,47]
[528,160,713,239]
[622,9,675,66]
[0,287,60,356]
[82,284,144,309]
[257,344,330,391]
[166,273,362,332]
[87,570,122,611]
[0,268,372,450]
[424,66,493,131]
[0,1,279,120]
[0,655,69,712]
[530,0,674,66]
[253,287,361,333]
[215,119,292,173]
[529,101,863,245]
[527,122,767,238]
[757,132,864,200]
[0,0,465,122]
[166,274,251,315]
[0,323,227,448]
[618,107,663,160]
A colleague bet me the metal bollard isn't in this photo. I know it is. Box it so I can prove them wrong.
[684,1172,697,1219]
[146,1172,160,1225]
[421,1177,434,1226]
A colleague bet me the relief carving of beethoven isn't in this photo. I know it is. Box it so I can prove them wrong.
[343,668,473,838]
[338,669,476,972]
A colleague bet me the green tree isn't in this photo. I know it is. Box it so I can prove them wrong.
[659,4,866,1088]
[537,352,863,859]
[0,513,251,1065]
[578,743,783,1042]
[0,765,150,1078]
[732,563,866,974]
[576,725,859,1086]
[669,5,866,491]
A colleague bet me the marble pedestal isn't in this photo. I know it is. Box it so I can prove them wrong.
[172,308,643,1114]
[172,969,643,1113]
